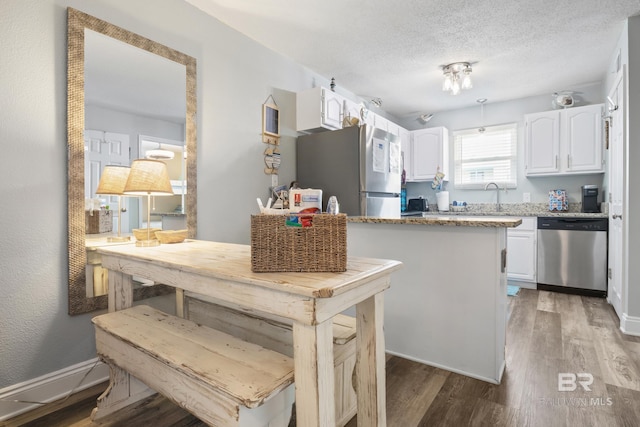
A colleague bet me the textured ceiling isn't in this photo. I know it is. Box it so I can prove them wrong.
[185,0,640,120]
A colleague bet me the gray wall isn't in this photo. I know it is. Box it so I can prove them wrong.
[627,16,640,319]
[398,85,607,206]
[0,0,349,389]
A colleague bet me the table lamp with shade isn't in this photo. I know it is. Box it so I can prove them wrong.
[95,165,131,243]
[124,159,174,247]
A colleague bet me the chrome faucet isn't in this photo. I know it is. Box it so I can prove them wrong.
[484,182,501,212]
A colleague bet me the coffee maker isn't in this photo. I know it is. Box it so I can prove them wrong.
[581,185,599,213]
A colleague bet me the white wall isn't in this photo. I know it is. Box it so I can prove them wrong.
[0,0,338,390]
[398,85,607,206]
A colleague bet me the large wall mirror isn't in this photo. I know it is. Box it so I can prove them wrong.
[67,8,197,315]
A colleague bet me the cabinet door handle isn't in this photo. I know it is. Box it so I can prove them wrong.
[555,155,559,169]
[567,154,571,169]
[613,214,622,220]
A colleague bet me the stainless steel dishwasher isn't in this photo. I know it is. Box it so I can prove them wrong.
[537,217,608,296]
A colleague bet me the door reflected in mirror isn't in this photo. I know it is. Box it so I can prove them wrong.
[68,8,197,313]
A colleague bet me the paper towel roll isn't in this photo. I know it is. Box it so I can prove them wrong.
[436,191,449,212]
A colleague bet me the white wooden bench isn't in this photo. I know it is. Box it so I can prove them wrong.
[92,305,295,427]
[183,294,358,426]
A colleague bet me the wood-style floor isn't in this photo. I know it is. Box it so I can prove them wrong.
[6,289,640,427]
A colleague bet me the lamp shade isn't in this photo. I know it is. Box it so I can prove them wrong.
[96,165,130,195]
[123,159,173,195]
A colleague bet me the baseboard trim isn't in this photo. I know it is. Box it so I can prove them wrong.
[0,358,109,421]
[620,313,640,337]
[385,350,502,385]
[507,279,536,290]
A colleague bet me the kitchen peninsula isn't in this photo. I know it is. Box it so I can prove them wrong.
[347,215,521,384]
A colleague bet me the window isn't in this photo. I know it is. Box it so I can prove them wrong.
[453,123,517,189]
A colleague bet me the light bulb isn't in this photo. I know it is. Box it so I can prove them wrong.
[442,74,453,91]
[451,79,461,95]
[461,72,472,90]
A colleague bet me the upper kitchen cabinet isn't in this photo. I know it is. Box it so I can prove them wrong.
[296,86,345,131]
[400,127,412,178]
[404,127,449,182]
[343,98,362,125]
[525,104,604,176]
[564,104,605,173]
[387,120,400,137]
[372,114,389,133]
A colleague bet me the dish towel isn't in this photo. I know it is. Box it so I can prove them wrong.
[507,285,520,296]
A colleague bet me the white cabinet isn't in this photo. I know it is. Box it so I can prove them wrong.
[343,98,362,125]
[296,87,405,140]
[507,217,537,284]
[524,111,560,174]
[296,86,346,131]
[525,104,604,176]
[373,114,388,132]
[404,127,449,182]
[400,127,411,178]
[564,105,604,173]
[387,121,400,137]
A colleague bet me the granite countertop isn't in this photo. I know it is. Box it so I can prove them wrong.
[347,202,608,227]
[153,211,186,216]
[418,202,608,219]
[348,215,522,228]
[422,210,608,218]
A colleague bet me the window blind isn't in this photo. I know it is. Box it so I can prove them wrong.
[453,123,517,189]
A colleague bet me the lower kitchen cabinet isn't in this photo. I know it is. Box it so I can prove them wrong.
[507,217,537,286]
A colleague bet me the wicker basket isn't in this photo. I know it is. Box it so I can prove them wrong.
[251,213,347,272]
[85,210,112,234]
[155,229,188,244]
[132,228,162,241]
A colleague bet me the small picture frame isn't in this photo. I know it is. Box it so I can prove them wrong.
[262,103,279,138]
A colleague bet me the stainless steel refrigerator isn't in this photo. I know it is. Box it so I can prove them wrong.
[296,125,401,217]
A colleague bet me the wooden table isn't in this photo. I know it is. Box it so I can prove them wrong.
[94,239,402,426]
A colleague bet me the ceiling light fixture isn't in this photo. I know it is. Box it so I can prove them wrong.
[419,113,434,123]
[442,62,473,95]
[146,143,175,160]
[358,95,383,109]
[369,97,383,108]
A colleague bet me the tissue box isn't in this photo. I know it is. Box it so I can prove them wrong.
[549,190,568,212]
[289,188,322,213]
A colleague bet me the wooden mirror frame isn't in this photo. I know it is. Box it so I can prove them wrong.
[67,8,197,315]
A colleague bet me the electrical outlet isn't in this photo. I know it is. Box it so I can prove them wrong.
[271,174,278,188]
[523,192,531,202]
